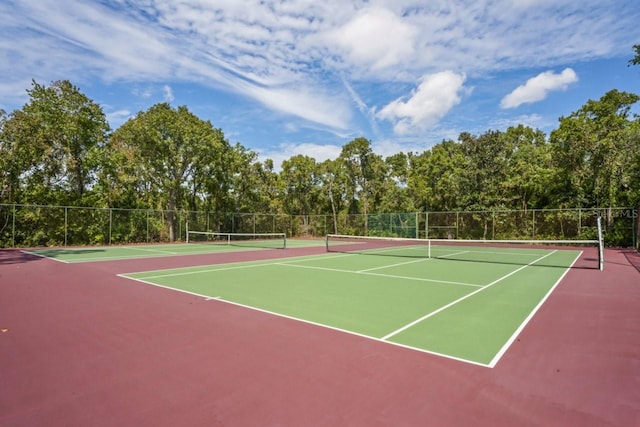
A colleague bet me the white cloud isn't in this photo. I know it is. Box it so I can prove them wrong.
[500,68,578,109]
[323,7,418,70]
[376,71,466,135]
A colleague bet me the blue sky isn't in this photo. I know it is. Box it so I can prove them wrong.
[2,0,639,168]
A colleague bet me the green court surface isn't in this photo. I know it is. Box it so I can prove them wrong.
[121,244,582,367]
[24,238,323,263]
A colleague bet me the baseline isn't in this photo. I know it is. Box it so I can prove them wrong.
[381,250,557,341]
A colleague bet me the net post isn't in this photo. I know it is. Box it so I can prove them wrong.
[283,233,287,249]
[186,221,189,243]
[428,239,431,259]
[325,234,330,252]
[597,216,604,270]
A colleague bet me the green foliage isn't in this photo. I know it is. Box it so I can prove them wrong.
[629,44,640,67]
[105,103,232,240]
[550,90,640,209]
[0,80,109,206]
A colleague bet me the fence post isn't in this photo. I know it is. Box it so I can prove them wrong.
[425,212,429,239]
[578,208,582,236]
[492,210,495,240]
[532,210,536,239]
[632,203,640,250]
[12,204,16,247]
[64,206,68,246]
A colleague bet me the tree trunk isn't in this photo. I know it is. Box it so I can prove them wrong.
[168,195,176,242]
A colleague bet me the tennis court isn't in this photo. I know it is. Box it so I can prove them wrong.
[4,234,638,427]
[23,234,322,263]
[120,236,589,367]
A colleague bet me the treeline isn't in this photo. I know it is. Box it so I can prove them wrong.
[1,80,639,240]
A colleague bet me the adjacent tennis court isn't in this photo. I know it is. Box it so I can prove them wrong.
[23,233,321,263]
[120,236,588,367]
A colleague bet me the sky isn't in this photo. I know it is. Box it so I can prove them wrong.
[2,0,640,168]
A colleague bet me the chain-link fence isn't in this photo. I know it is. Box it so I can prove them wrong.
[0,204,637,248]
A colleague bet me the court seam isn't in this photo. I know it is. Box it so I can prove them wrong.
[380,250,558,341]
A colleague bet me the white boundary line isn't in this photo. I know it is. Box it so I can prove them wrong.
[21,239,295,264]
[117,273,491,368]
[122,251,357,276]
[358,257,428,272]
[137,262,277,280]
[355,250,469,273]
[276,262,483,288]
[381,250,558,341]
[118,247,578,368]
[486,250,582,368]
[20,249,71,263]
[122,246,180,255]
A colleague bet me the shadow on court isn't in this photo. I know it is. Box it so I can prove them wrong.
[0,249,45,265]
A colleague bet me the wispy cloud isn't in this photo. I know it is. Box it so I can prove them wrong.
[500,69,578,109]
[489,114,549,131]
[163,85,175,103]
[260,141,343,170]
[105,109,132,128]
[1,0,637,144]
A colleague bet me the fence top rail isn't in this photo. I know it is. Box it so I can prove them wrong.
[424,207,634,215]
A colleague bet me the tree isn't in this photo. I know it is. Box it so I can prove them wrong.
[0,80,109,205]
[108,103,228,240]
[339,137,386,232]
[406,150,431,212]
[225,145,277,214]
[378,152,415,213]
[500,125,553,211]
[317,159,347,234]
[550,90,640,215]
[423,140,466,212]
[459,130,510,211]
[280,155,318,216]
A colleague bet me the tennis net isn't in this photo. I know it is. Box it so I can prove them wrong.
[325,233,604,270]
[187,231,287,249]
